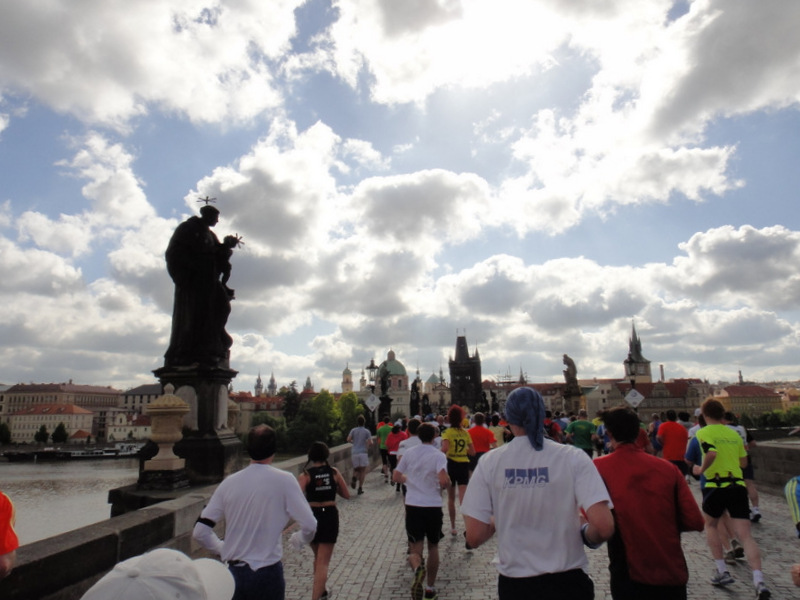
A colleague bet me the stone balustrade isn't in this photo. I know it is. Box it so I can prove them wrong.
[0,441,382,600]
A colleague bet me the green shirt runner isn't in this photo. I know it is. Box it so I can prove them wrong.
[565,419,596,450]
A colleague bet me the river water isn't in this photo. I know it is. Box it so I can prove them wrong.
[0,458,139,545]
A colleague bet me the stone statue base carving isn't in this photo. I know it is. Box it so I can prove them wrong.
[137,468,190,491]
[153,364,243,485]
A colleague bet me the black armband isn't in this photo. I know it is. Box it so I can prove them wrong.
[196,516,216,528]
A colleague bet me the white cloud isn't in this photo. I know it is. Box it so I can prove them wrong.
[0,1,303,127]
[57,133,155,228]
[17,211,93,257]
[646,0,800,140]
[193,118,343,255]
[349,169,492,250]
[0,235,84,294]
[655,225,800,311]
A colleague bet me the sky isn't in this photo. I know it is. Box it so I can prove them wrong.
[1,0,799,395]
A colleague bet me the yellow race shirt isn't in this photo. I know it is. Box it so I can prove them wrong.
[695,423,747,488]
[442,427,471,463]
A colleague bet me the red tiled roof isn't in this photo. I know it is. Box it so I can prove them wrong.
[723,385,780,398]
[70,430,91,439]
[132,414,151,426]
[10,403,93,416]
[6,382,122,394]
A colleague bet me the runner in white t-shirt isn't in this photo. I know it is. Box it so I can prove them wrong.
[462,387,614,600]
[394,423,450,600]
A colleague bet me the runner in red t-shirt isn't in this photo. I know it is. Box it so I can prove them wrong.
[657,409,689,475]
[467,412,497,473]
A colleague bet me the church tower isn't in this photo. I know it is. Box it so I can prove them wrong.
[449,334,482,410]
[254,372,263,397]
[342,363,353,393]
[267,372,277,397]
[623,321,652,384]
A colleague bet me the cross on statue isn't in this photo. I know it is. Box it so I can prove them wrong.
[197,196,217,206]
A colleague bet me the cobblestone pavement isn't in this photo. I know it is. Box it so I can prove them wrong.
[282,470,798,599]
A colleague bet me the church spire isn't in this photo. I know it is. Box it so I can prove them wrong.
[255,371,263,396]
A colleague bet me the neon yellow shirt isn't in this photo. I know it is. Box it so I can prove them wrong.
[695,423,746,488]
[442,427,471,463]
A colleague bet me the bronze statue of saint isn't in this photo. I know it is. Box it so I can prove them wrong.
[410,380,420,416]
[164,204,237,368]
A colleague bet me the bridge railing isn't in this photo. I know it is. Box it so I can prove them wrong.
[0,441,382,600]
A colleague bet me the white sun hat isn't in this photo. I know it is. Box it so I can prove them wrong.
[80,548,234,600]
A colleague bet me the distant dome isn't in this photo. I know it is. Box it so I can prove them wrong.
[426,373,440,384]
[343,364,352,375]
[381,350,407,376]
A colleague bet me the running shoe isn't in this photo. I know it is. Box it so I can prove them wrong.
[732,539,745,559]
[357,488,363,495]
[750,509,762,523]
[755,581,771,599]
[710,571,734,586]
[724,550,737,565]
[411,566,426,600]
[423,588,438,600]
[350,475,356,489]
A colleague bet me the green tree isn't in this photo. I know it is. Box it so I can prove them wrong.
[252,412,288,452]
[337,392,363,437]
[282,381,301,422]
[739,413,755,428]
[787,406,800,426]
[34,424,49,444]
[51,422,69,444]
[0,422,10,445]
[286,390,340,452]
[314,389,342,445]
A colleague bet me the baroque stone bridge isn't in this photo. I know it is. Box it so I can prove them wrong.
[1,441,798,599]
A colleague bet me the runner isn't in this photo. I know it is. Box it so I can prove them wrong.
[565,409,596,458]
[595,406,703,599]
[440,404,474,535]
[467,412,496,473]
[657,410,689,477]
[386,423,408,492]
[694,399,771,599]
[462,387,614,600]
[346,415,372,495]
[376,419,394,483]
[393,423,450,600]
[297,442,350,600]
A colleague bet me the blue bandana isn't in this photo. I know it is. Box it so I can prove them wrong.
[505,387,545,451]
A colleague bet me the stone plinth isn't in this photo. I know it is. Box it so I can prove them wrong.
[153,364,243,485]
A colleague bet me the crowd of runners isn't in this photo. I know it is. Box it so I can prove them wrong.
[27,390,798,600]
[339,392,797,600]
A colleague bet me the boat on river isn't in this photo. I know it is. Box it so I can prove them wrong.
[2,443,143,462]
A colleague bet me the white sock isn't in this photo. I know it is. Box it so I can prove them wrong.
[715,559,728,573]
[753,569,764,586]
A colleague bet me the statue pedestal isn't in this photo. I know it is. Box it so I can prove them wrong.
[153,364,243,485]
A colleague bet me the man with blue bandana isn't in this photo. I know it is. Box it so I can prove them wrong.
[462,387,614,600]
